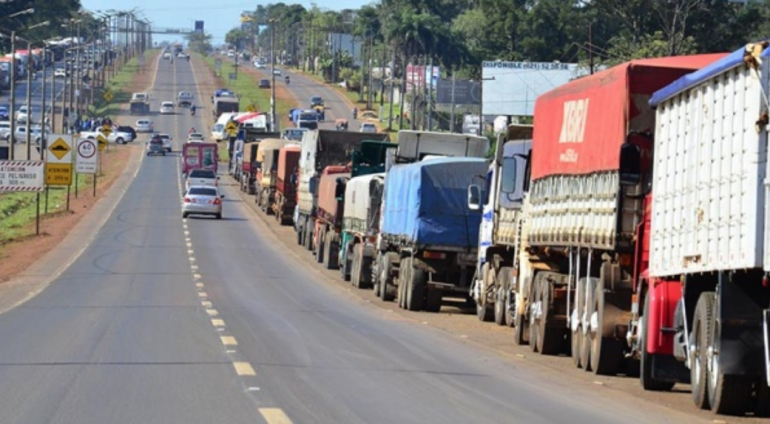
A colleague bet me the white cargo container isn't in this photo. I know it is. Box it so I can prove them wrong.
[648,44,770,415]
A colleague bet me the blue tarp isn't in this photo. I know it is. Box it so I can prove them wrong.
[381,157,488,248]
[650,44,761,106]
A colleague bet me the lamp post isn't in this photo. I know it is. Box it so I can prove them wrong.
[270,19,277,132]
[21,20,50,159]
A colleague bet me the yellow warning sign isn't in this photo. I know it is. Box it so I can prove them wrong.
[48,138,71,160]
[246,104,256,112]
[103,90,113,101]
[101,125,113,136]
[46,163,72,186]
[225,121,238,136]
[97,134,108,151]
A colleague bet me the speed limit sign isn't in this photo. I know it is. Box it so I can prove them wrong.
[76,138,98,174]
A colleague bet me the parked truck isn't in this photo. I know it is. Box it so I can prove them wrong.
[337,140,397,285]
[635,44,770,416]
[182,143,218,175]
[214,97,239,118]
[254,138,295,212]
[272,144,301,225]
[511,54,725,379]
[295,130,389,254]
[467,124,533,326]
[313,166,351,268]
[377,157,488,312]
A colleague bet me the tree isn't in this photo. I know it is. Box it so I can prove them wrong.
[186,31,213,55]
[225,28,250,50]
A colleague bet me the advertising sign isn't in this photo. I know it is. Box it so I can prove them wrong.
[481,61,579,116]
[405,64,440,91]
[76,138,98,174]
[436,78,481,105]
[0,160,45,192]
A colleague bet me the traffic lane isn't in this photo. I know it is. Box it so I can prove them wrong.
[281,66,367,129]
[185,181,707,424]
[0,156,262,424]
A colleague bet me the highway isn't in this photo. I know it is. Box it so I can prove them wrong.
[0,55,716,423]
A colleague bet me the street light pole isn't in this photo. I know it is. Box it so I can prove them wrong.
[9,31,16,159]
[270,20,277,132]
[25,41,32,157]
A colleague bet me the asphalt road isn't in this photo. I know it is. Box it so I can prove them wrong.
[0,57,714,423]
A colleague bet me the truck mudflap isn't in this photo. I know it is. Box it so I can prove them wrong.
[765,308,770,386]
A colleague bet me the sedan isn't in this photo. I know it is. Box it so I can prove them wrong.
[273,68,281,76]
[182,185,224,219]
[359,123,377,133]
[0,105,9,120]
[54,68,67,78]
[159,101,175,115]
[187,133,205,143]
[135,119,153,133]
[146,137,166,156]
[151,133,173,152]
[258,79,270,89]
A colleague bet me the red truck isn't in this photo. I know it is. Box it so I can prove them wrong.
[514,54,725,380]
[182,143,218,175]
[272,144,300,225]
[313,165,350,269]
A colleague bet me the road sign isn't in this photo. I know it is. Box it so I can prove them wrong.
[46,135,73,164]
[101,125,113,136]
[0,160,45,192]
[45,163,72,186]
[225,121,238,136]
[246,104,256,112]
[76,138,98,174]
[97,134,108,151]
[228,72,236,80]
[103,90,113,101]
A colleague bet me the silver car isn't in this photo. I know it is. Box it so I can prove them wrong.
[135,119,153,133]
[182,186,224,219]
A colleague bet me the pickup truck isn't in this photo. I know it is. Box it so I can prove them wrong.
[80,127,134,144]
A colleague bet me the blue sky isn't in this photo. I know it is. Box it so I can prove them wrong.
[80,0,372,45]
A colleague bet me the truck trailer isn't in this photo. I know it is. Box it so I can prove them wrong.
[255,138,296,213]
[516,54,725,377]
[272,144,301,225]
[640,44,770,416]
[342,173,386,289]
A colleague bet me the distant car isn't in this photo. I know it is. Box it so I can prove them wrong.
[162,52,172,60]
[185,168,219,190]
[187,133,204,143]
[15,105,44,124]
[283,128,307,141]
[177,52,187,58]
[227,50,235,57]
[151,133,173,152]
[159,101,175,115]
[0,105,9,120]
[359,123,377,133]
[177,91,194,108]
[254,62,266,69]
[310,96,324,107]
[273,68,281,76]
[258,79,270,89]
[146,137,165,156]
[135,119,153,133]
[54,68,67,78]
[12,125,45,144]
[0,121,11,141]
[182,185,224,219]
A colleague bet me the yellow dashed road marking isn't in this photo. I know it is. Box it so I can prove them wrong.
[259,408,293,424]
[201,300,212,308]
[233,361,256,376]
[211,318,225,327]
[196,282,204,288]
[193,273,201,279]
[198,291,207,298]
[206,309,218,316]
[220,336,238,346]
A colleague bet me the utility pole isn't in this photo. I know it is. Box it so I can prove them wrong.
[427,56,433,131]
[450,73,456,133]
[589,22,594,75]
[9,31,16,159]
[387,45,395,131]
[41,46,47,149]
[358,31,365,103]
[410,57,416,131]
[25,41,32,157]
[75,19,82,123]
[49,46,55,132]
[61,48,68,133]
[367,34,374,111]
[270,20,277,132]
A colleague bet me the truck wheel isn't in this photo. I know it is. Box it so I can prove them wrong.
[581,279,594,371]
[514,311,529,346]
[406,258,425,311]
[304,221,314,252]
[324,234,339,270]
[707,294,753,415]
[310,227,326,265]
[296,223,303,245]
[379,254,396,302]
[640,293,676,391]
[351,244,363,288]
[691,292,714,410]
[528,278,541,353]
[755,377,770,417]
[572,277,587,369]
[497,267,515,327]
[361,246,374,288]
[398,257,411,309]
[425,288,442,312]
[536,277,564,355]
[494,286,507,326]
[476,264,494,322]
[589,278,623,374]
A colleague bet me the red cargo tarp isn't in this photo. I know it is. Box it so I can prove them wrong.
[531,54,725,181]
[235,112,261,123]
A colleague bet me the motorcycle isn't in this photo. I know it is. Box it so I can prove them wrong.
[190,107,196,116]
[285,76,290,85]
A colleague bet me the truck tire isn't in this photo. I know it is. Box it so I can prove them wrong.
[707,293,753,415]
[296,221,304,245]
[529,279,541,353]
[497,267,515,327]
[406,258,425,311]
[691,292,714,410]
[640,293,676,391]
[589,278,623,375]
[494,286,507,326]
[572,278,586,368]
[379,253,396,302]
[323,232,339,270]
[361,246,375,288]
[476,264,494,322]
[581,279,594,371]
[425,287,442,313]
[304,221,314,251]
[755,377,770,417]
[351,244,363,288]
[315,226,326,263]
[398,257,411,309]
[535,276,563,355]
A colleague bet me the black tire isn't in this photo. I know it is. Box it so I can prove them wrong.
[755,377,770,417]
[116,137,124,144]
[351,244,362,288]
[529,278,541,353]
[406,258,425,311]
[339,245,351,280]
[182,212,188,218]
[499,267,515,327]
[215,213,222,220]
[691,292,714,410]
[315,226,325,264]
[379,254,396,302]
[304,221,314,251]
[572,278,586,369]
[425,287,442,312]
[537,276,564,355]
[640,293,676,391]
[494,286,507,327]
[476,264,494,322]
[581,281,593,372]
[589,278,623,374]
[296,223,303,245]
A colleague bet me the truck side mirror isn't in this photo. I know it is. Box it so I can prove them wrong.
[290,174,297,186]
[335,179,345,201]
[309,176,317,194]
[619,142,642,186]
[468,184,481,210]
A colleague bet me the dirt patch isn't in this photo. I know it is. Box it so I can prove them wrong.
[0,51,160,284]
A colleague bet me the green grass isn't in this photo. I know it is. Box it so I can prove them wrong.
[87,50,159,118]
[202,56,295,130]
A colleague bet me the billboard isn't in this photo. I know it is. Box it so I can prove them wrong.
[405,64,439,91]
[481,61,579,116]
[328,33,362,66]
[436,78,480,105]
[194,21,204,34]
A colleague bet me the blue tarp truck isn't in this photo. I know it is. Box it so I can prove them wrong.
[377,157,488,312]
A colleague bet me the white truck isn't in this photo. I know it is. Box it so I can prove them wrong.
[467,124,532,325]
[643,45,770,415]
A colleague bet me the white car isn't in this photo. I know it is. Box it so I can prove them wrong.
[359,123,377,133]
[135,119,154,133]
[185,168,219,190]
[54,68,67,78]
[177,52,187,58]
[15,105,44,124]
[12,125,46,144]
[187,133,205,143]
[163,52,172,59]
[254,62,266,69]
[273,68,281,76]
[182,185,224,219]
[153,133,173,152]
[80,127,133,145]
[159,101,175,115]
